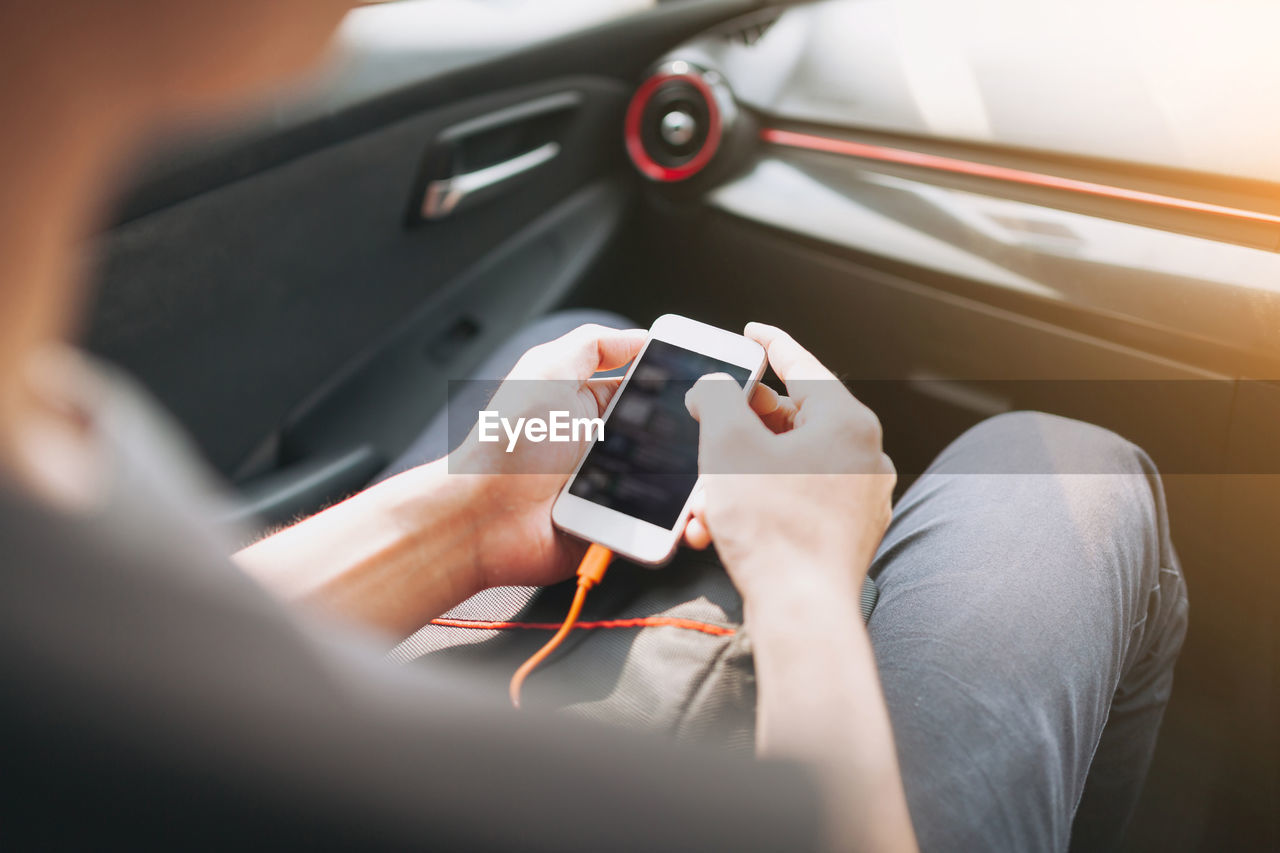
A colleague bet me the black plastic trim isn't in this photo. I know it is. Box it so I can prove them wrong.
[110,0,777,225]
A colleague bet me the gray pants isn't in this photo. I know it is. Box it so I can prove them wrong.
[381,311,1189,853]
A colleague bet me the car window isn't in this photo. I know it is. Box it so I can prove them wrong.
[321,0,655,109]
[706,0,1280,183]
[342,0,656,57]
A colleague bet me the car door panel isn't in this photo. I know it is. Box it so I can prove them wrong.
[91,76,627,484]
[87,0,777,503]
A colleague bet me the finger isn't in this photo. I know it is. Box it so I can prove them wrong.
[747,382,799,433]
[748,383,780,415]
[685,373,770,442]
[686,373,770,476]
[743,322,846,409]
[682,489,710,548]
[683,489,711,549]
[683,516,712,550]
[758,395,799,434]
[515,325,647,381]
[686,485,706,518]
[585,376,624,413]
[879,452,897,480]
[592,327,649,372]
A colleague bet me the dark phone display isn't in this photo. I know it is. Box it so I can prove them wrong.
[568,339,751,529]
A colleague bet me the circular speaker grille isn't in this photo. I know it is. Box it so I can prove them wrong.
[625,64,724,182]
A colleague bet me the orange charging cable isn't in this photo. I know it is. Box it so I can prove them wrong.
[508,542,613,709]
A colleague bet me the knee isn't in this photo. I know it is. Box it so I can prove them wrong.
[946,413,1186,661]
[923,411,1171,576]
[940,411,1152,477]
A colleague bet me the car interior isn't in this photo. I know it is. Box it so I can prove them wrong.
[85,0,1279,848]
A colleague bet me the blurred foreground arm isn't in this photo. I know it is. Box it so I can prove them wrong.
[234,325,646,640]
[684,323,916,853]
[232,456,490,639]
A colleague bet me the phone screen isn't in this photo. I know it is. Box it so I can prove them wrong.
[568,339,751,529]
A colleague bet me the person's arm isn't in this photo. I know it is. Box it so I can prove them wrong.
[684,323,917,852]
[233,460,488,639]
[234,324,648,639]
[746,567,916,852]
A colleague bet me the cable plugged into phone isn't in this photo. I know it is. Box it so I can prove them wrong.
[508,542,614,709]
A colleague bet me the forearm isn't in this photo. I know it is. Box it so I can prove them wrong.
[745,565,917,853]
[234,459,486,639]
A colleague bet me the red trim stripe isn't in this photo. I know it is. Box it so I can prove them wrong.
[429,616,736,637]
[759,127,1280,228]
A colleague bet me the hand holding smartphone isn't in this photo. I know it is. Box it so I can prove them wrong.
[552,314,766,565]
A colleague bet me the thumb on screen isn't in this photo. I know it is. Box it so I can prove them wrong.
[685,373,768,454]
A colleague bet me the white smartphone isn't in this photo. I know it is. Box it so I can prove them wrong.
[552,314,767,566]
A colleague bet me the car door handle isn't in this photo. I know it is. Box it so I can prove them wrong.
[421,141,560,220]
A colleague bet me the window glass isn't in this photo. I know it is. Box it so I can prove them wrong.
[329,0,655,103]
[707,0,1280,182]
[341,0,655,55]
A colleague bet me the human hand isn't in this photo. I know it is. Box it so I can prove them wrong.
[449,324,654,590]
[683,323,896,603]
[449,322,784,592]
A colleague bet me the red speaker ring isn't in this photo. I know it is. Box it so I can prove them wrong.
[624,71,723,182]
